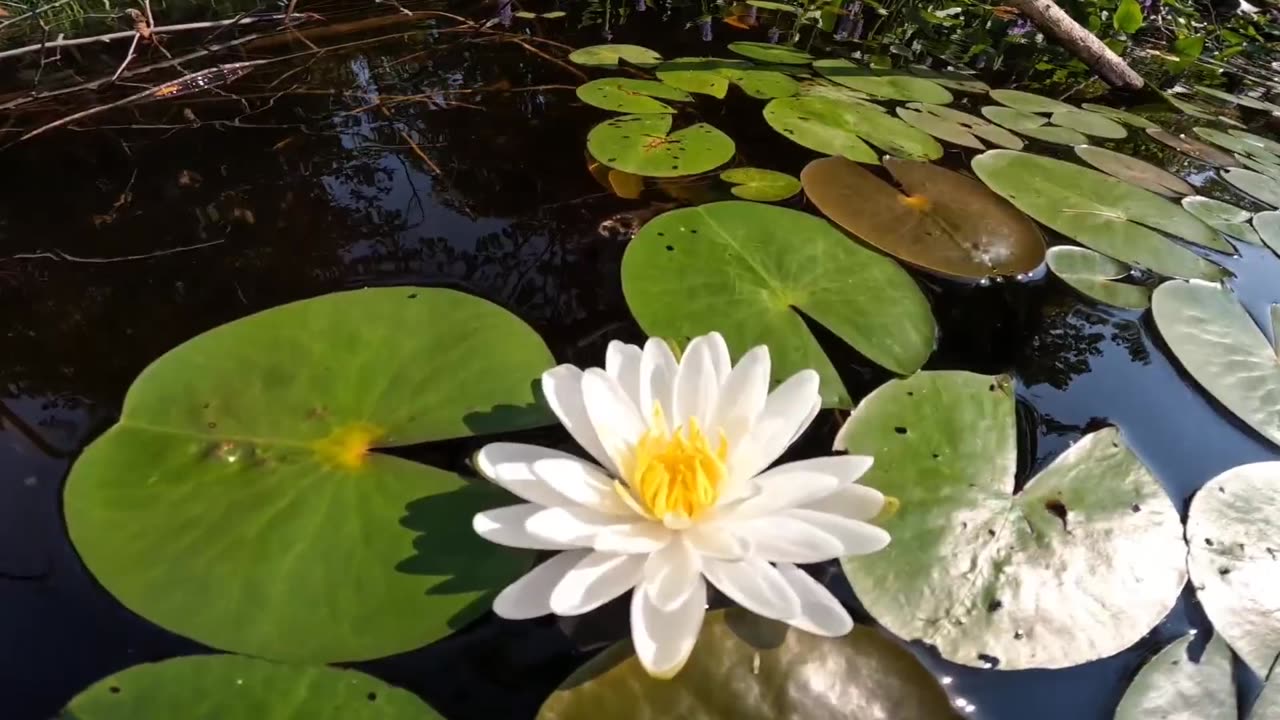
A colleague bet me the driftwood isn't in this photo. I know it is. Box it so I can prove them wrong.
[1007,0,1145,89]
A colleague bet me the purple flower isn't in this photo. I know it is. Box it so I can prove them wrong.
[835,13,854,39]
[698,16,713,41]
[497,0,512,25]
[747,5,758,22]
[1009,17,1033,35]
[636,0,646,10]
[767,26,781,43]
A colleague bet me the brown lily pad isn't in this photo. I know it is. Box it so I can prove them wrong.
[1146,128,1240,168]
[801,155,1045,280]
[1074,145,1195,198]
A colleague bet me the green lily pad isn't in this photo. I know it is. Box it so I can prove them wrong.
[1050,109,1128,139]
[1182,196,1259,244]
[621,201,936,406]
[1229,129,1280,156]
[906,103,1023,149]
[537,609,962,720]
[989,88,1076,113]
[972,150,1229,280]
[747,0,801,11]
[1162,92,1245,127]
[58,655,441,719]
[576,79,693,114]
[1186,462,1280,677]
[981,105,1048,131]
[1255,682,1280,719]
[1147,128,1240,167]
[63,288,554,663]
[1224,168,1280,207]
[835,371,1187,670]
[1017,125,1090,146]
[801,155,1045,279]
[655,58,798,100]
[1046,246,1151,309]
[1194,85,1280,113]
[568,44,662,68]
[813,59,954,104]
[908,65,991,93]
[1195,127,1280,164]
[1114,633,1235,720]
[1074,145,1195,198]
[719,167,801,201]
[895,107,983,149]
[1238,154,1280,182]
[764,95,944,164]
[1254,210,1280,254]
[1080,103,1159,129]
[1153,280,1280,449]
[717,67,800,99]
[587,114,735,178]
[798,80,879,106]
[728,41,813,65]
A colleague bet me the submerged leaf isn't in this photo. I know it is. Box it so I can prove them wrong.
[719,167,801,201]
[1182,196,1259,244]
[1114,633,1235,720]
[1147,128,1240,167]
[764,95,943,164]
[728,40,813,64]
[989,88,1076,113]
[1074,145,1194,197]
[1046,246,1151,309]
[568,44,663,68]
[1049,109,1127,139]
[1224,168,1280,207]
[576,78,693,114]
[813,59,954,103]
[587,114,735,178]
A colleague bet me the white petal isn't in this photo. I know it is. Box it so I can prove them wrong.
[803,484,886,521]
[726,515,844,563]
[729,369,822,480]
[639,338,678,427]
[708,345,770,442]
[684,523,751,560]
[474,443,583,508]
[631,574,707,678]
[606,340,645,411]
[643,536,702,610]
[775,563,853,637]
[702,332,732,383]
[782,508,891,555]
[788,397,821,446]
[755,455,875,487]
[717,472,838,521]
[542,366,617,474]
[549,552,645,616]
[531,457,634,516]
[592,522,673,554]
[581,368,648,474]
[473,505,580,550]
[673,339,718,428]
[701,556,800,621]
[525,505,626,546]
[493,550,591,619]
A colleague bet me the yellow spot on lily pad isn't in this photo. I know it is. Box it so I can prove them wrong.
[874,495,901,524]
[313,422,383,469]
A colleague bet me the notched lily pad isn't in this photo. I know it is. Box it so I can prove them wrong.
[576,78,693,114]
[1224,168,1280,207]
[568,44,663,68]
[1074,145,1194,198]
[801,155,1045,280]
[989,88,1076,113]
[1049,109,1127,139]
[1147,128,1240,167]
[587,114,736,178]
[728,40,813,64]
[764,95,943,164]
[719,167,801,201]
[1182,196,1258,244]
[1046,246,1151,309]
[813,59,954,104]
[1114,633,1235,720]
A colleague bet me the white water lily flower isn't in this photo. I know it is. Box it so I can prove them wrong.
[471,332,890,678]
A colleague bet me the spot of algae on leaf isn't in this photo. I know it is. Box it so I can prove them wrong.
[312,422,383,470]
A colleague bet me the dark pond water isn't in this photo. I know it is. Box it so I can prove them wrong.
[3,1,1280,717]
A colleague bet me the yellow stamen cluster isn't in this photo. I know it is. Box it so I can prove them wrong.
[625,406,728,522]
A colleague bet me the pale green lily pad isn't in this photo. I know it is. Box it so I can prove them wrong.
[798,80,879,106]
[813,59,954,104]
[747,0,801,11]
[622,201,936,406]
[1018,125,1090,146]
[1074,145,1194,198]
[1080,103,1159,129]
[58,655,442,719]
[1163,93,1245,127]
[728,41,813,64]
[587,114,735,178]
[972,150,1229,280]
[1254,210,1280,254]
[63,288,554,663]
[1194,85,1280,113]
[1153,280,1280,449]
[1182,196,1259,244]
[896,108,983,149]
[655,58,798,100]
[1046,246,1151,309]
[1230,129,1280,156]
[1255,683,1280,719]
[908,65,990,93]
[576,79,693,114]
[1147,128,1240,167]
[1050,109,1127,139]
[905,103,1023,149]
[568,44,662,68]
[1238,154,1280,182]
[989,88,1076,113]
[537,610,962,720]
[981,105,1047,131]
[835,371,1187,669]
[720,167,801,201]
[1195,127,1280,164]
[1114,633,1235,720]
[1186,462,1280,677]
[1224,168,1280,207]
[764,95,943,164]
[718,67,800,99]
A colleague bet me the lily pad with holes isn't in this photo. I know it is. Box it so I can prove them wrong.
[1186,462,1280,678]
[972,150,1229,280]
[1046,246,1151,309]
[905,103,1023,149]
[64,289,554,663]
[719,167,800,201]
[1195,127,1280,164]
[621,201,936,406]
[58,655,441,719]
[1229,129,1280,156]
[1114,633,1235,720]
[1147,128,1239,167]
[1153,280,1280,448]
[568,44,662,68]
[587,114,735,178]
[1255,210,1280,254]
[1224,168,1280,207]
[982,105,1047,131]
[989,89,1076,113]
[835,371,1187,670]
[576,79,693,114]
[1049,109,1127,139]
[1182,196,1259,244]
[1074,145,1194,197]
[764,95,943,164]
[813,59,954,104]
[536,609,962,720]
[801,155,1045,280]
[1080,103,1159,129]
[728,41,813,64]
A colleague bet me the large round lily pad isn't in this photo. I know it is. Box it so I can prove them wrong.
[576,78,693,114]
[972,150,1228,280]
[621,201,936,406]
[537,609,962,720]
[1152,280,1280,449]
[1147,128,1239,167]
[835,371,1187,670]
[989,88,1076,113]
[569,44,662,68]
[1073,145,1194,198]
[1114,633,1235,720]
[1195,127,1280,164]
[64,287,555,662]
[1049,109,1127,139]
[728,40,812,64]
[719,167,800,201]
[813,59,954,104]
[1224,168,1280,207]
[1080,103,1159,129]
[764,95,944,164]
[587,114,735,178]
[58,654,441,719]
[1186,462,1280,677]
[1182,196,1259,244]
[1046,245,1151,309]
[904,103,1023,149]
[801,155,1045,280]
[1255,210,1280,254]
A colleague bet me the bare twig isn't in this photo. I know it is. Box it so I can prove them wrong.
[110,32,141,82]
[504,37,586,81]
[3,239,225,263]
[0,13,296,61]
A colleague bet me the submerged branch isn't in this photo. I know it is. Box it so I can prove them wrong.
[0,13,301,61]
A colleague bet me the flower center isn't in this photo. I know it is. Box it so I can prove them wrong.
[626,406,728,522]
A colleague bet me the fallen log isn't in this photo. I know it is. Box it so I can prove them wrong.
[1006,0,1145,89]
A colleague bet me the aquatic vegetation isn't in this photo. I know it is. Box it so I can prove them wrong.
[472,332,888,677]
[654,58,798,100]
[989,89,1076,113]
[569,44,663,68]
[1254,210,1280,254]
[1073,145,1194,197]
[1080,102,1159,129]
[727,40,813,64]
[1182,196,1261,245]
[896,103,1023,150]
[1195,126,1280,164]
[576,78,693,113]
[1048,108,1127,139]
[1223,168,1280,207]
[1146,127,1239,167]
[1114,633,1235,720]
[764,95,943,163]
[813,59,954,103]
[587,115,736,177]
[719,167,801,201]
[1046,246,1151,309]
